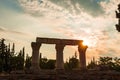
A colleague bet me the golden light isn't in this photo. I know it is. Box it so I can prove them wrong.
[82,38,97,47]
[82,38,93,47]
[82,40,90,46]
[75,36,98,47]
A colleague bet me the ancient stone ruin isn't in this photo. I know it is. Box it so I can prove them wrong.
[31,37,88,74]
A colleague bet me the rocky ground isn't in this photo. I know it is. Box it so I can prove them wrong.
[0,70,120,80]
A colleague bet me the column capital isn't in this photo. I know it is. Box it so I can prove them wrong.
[78,45,88,53]
[31,42,41,50]
[55,44,65,51]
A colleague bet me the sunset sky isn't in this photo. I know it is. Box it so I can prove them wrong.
[0,0,120,63]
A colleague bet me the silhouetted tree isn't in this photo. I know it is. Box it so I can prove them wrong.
[0,38,26,72]
[39,56,56,69]
[15,48,25,70]
[113,57,120,71]
[46,59,56,69]
[87,57,97,69]
[64,52,79,70]
[0,39,11,72]
[97,57,115,71]
[25,54,31,69]
[11,43,15,56]
[40,57,48,69]
[64,60,70,70]
[69,56,79,69]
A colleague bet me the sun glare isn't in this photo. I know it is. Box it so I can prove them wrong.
[82,41,89,46]
[76,36,98,47]
[82,39,97,47]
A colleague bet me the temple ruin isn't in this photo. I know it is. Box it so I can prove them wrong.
[31,37,88,73]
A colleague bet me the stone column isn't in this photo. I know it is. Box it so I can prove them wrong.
[55,44,65,70]
[78,44,88,71]
[31,42,41,73]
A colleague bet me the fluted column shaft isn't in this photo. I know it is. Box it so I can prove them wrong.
[78,45,88,70]
[55,44,65,70]
[31,42,41,73]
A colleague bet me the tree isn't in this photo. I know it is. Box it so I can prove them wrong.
[40,57,48,69]
[64,60,70,70]
[25,54,31,69]
[0,39,11,72]
[46,60,56,69]
[69,56,79,69]
[64,52,79,70]
[15,48,25,70]
[98,57,114,70]
[113,57,120,71]
[87,57,97,69]
[0,39,26,72]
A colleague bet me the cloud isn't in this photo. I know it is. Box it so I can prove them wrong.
[1,0,120,62]
[49,0,105,16]
[0,26,30,36]
[19,0,120,49]
[19,0,107,17]
[0,26,6,31]
[0,25,36,55]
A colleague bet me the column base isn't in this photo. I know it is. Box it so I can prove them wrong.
[10,70,25,74]
[79,68,87,72]
[30,66,41,74]
[55,68,65,74]
[72,67,87,71]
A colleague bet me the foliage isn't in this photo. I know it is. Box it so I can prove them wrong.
[40,57,56,69]
[25,54,31,69]
[87,56,120,71]
[69,56,79,69]
[113,57,120,71]
[0,39,25,72]
[87,57,96,69]
[98,57,114,70]
[64,54,79,70]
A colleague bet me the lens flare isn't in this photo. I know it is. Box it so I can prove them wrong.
[82,41,89,46]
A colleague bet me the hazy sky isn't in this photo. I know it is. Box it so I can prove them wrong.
[0,0,120,62]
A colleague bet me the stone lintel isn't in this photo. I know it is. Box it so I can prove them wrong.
[36,37,83,45]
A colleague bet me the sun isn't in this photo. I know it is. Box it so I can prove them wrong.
[81,38,94,47]
[82,39,97,47]
[76,36,97,47]
[82,41,90,46]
